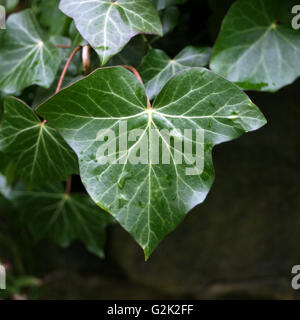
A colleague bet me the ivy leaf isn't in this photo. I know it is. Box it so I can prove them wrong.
[139,46,212,100]
[9,183,114,258]
[107,36,147,68]
[161,6,179,35]
[38,0,70,35]
[0,97,78,187]
[0,9,61,94]
[31,36,83,108]
[37,66,266,258]
[210,0,300,91]
[59,0,163,65]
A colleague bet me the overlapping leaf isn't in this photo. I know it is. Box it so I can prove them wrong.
[0,10,61,94]
[38,0,69,35]
[9,183,114,258]
[107,36,147,68]
[161,6,179,35]
[0,174,114,258]
[139,46,212,100]
[0,97,78,187]
[37,66,266,258]
[59,0,163,65]
[32,36,84,107]
[210,0,300,91]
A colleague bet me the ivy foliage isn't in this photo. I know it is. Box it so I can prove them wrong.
[210,0,300,91]
[0,10,61,94]
[0,97,78,187]
[37,66,265,257]
[59,0,163,65]
[139,46,212,100]
[0,0,298,259]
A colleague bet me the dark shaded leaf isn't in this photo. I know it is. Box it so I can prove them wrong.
[139,46,212,99]
[0,97,78,187]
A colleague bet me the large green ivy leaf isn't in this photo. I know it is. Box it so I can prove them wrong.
[0,97,78,187]
[59,0,163,65]
[0,10,61,94]
[210,0,300,91]
[37,66,266,258]
[139,46,212,100]
[7,183,114,258]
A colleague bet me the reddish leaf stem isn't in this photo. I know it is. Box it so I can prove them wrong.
[65,176,72,195]
[55,44,71,48]
[56,45,82,94]
[122,65,152,109]
[41,45,82,125]
[45,45,82,193]
[59,46,82,194]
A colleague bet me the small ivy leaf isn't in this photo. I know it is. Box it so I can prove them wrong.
[0,9,61,94]
[0,97,78,187]
[210,0,300,92]
[37,66,266,258]
[31,36,84,108]
[139,46,212,100]
[161,6,179,35]
[152,0,186,11]
[38,0,70,35]
[8,182,114,258]
[107,36,147,68]
[59,0,163,66]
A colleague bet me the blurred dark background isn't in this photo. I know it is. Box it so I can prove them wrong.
[1,0,300,299]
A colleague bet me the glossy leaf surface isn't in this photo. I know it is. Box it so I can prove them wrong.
[59,0,163,65]
[210,0,300,91]
[37,66,266,258]
[0,97,78,187]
